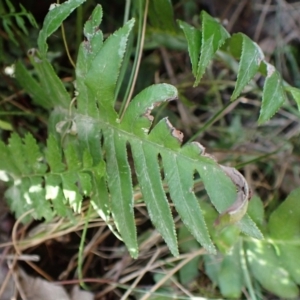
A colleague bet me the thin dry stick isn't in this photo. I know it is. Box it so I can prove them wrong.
[0,254,40,261]
[160,47,192,135]
[12,209,33,256]
[0,89,25,104]
[15,217,100,252]
[254,0,272,41]
[169,275,194,298]
[27,216,65,238]
[82,227,109,275]
[0,211,34,298]
[274,159,290,189]
[220,0,236,22]
[12,209,53,281]
[8,260,28,300]
[226,0,248,32]
[120,0,149,120]
[1,98,47,124]
[95,252,198,298]
[0,262,15,298]
[60,227,108,280]
[140,248,206,300]
[56,0,75,68]
[121,249,161,300]
[61,23,76,68]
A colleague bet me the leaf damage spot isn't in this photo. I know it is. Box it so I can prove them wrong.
[27,48,41,63]
[266,63,275,77]
[83,40,92,52]
[143,108,154,121]
[143,102,162,121]
[49,3,60,10]
[190,141,215,159]
[165,119,183,143]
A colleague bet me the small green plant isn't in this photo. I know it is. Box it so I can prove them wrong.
[2,0,262,258]
[1,1,300,298]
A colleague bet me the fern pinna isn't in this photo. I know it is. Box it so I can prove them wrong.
[1,2,263,258]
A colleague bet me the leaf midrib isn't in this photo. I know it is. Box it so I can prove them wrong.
[75,114,215,167]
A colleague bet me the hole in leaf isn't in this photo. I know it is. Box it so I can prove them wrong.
[193,169,206,199]
[126,142,138,186]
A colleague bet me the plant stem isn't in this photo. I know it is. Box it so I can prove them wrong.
[119,0,149,120]
[124,0,131,24]
[61,23,75,68]
[240,240,257,300]
[77,202,92,289]
[187,101,234,142]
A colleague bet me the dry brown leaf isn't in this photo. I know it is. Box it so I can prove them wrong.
[0,264,15,300]
[70,286,94,300]
[17,268,94,300]
[19,268,69,300]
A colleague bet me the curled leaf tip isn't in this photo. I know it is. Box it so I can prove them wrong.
[214,166,250,229]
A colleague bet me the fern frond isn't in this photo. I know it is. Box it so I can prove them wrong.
[179,11,300,124]
[0,132,105,223]
[0,0,37,46]
[70,5,261,257]
[5,3,263,257]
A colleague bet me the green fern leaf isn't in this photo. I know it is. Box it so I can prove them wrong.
[28,177,53,220]
[84,19,135,120]
[286,87,300,111]
[4,0,15,12]
[19,4,38,29]
[230,33,264,101]
[16,55,71,109]
[2,18,18,45]
[104,127,138,257]
[61,172,82,212]
[15,61,51,109]
[15,14,28,35]
[78,171,92,196]
[132,141,178,256]
[148,0,177,33]
[76,5,103,117]
[38,0,86,56]
[8,133,27,175]
[178,20,201,77]
[29,56,71,109]
[65,143,81,171]
[15,0,81,110]
[45,174,69,217]
[23,133,47,174]
[1,130,106,222]
[4,134,54,220]
[180,11,293,124]
[6,177,33,223]
[0,140,20,175]
[258,62,286,124]
[46,134,65,173]
[3,5,263,257]
[195,11,230,86]
[90,163,110,223]
[69,7,263,256]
